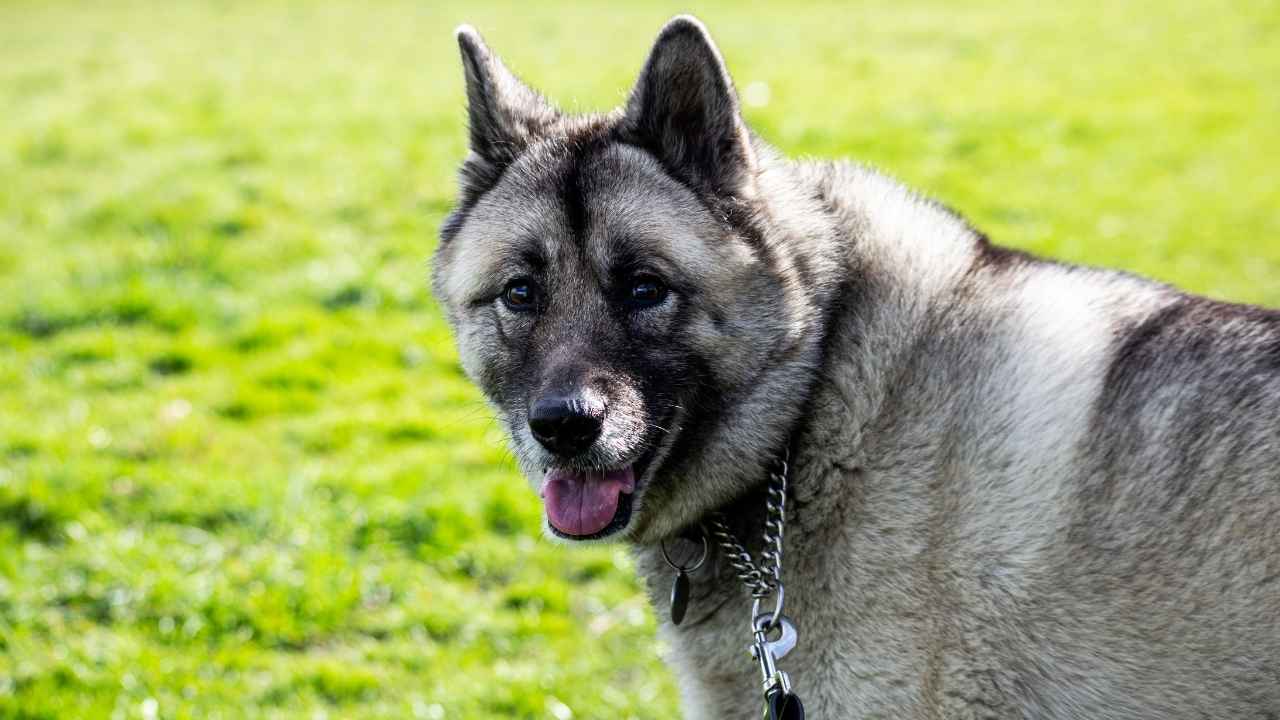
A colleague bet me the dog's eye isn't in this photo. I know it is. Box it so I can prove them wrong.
[502,280,537,311]
[626,276,668,309]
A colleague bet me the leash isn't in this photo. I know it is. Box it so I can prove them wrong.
[662,449,805,719]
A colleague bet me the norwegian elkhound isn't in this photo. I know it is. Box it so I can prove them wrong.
[431,15,1280,719]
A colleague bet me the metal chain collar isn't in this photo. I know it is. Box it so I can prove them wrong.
[707,448,789,629]
[665,448,805,717]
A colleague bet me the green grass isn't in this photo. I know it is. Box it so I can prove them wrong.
[1,0,1277,717]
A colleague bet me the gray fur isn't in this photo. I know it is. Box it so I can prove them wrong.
[432,16,1280,719]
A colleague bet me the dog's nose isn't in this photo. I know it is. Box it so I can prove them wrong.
[528,393,604,457]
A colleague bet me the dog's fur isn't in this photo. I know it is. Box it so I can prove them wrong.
[431,16,1280,719]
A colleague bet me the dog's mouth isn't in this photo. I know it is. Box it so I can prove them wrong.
[538,418,674,541]
[540,465,637,539]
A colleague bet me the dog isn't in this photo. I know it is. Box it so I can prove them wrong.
[431,15,1280,719]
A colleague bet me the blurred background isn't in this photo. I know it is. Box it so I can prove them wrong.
[1,1,1277,718]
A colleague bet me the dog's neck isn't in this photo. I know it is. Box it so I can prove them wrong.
[631,151,985,620]
[728,158,941,523]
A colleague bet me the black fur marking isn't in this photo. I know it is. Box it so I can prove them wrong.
[707,306,728,331]
[1096,299,1191,423]
[559,149,589,246]
[1081,295,1280,518]
[654,352,723,480]
[438,208,467,245]
[516,245,547,278]
[1266,334,1280,372]
[1101,299,1207,412]
[719,198,774,261]
[439,157,505,245]
[791,250,815,290]
[972,232,1037,274]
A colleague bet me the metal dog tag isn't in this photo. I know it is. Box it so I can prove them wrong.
[670,570,690,625]
[662,532,708,627]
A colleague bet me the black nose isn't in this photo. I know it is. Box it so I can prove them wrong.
[529,393,604,457]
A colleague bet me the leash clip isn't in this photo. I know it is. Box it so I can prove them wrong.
[750,613,804,720]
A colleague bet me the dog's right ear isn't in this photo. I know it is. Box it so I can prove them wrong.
[454,25,558,168]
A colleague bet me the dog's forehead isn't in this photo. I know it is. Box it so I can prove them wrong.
[441,140,748,307]
[521,142,731,276]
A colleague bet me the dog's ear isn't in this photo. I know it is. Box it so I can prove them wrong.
[621,16,756,199]
[454,25,558,167]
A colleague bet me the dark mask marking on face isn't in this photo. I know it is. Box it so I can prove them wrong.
[560,152,589,247]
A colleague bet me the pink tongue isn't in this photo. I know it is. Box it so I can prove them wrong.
[541,466,636,537]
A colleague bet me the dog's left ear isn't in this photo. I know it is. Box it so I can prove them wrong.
[621,16,757,199]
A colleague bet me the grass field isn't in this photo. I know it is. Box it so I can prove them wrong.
[1,1,1277,717]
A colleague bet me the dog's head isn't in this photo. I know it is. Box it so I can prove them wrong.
[432,17,829,544]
